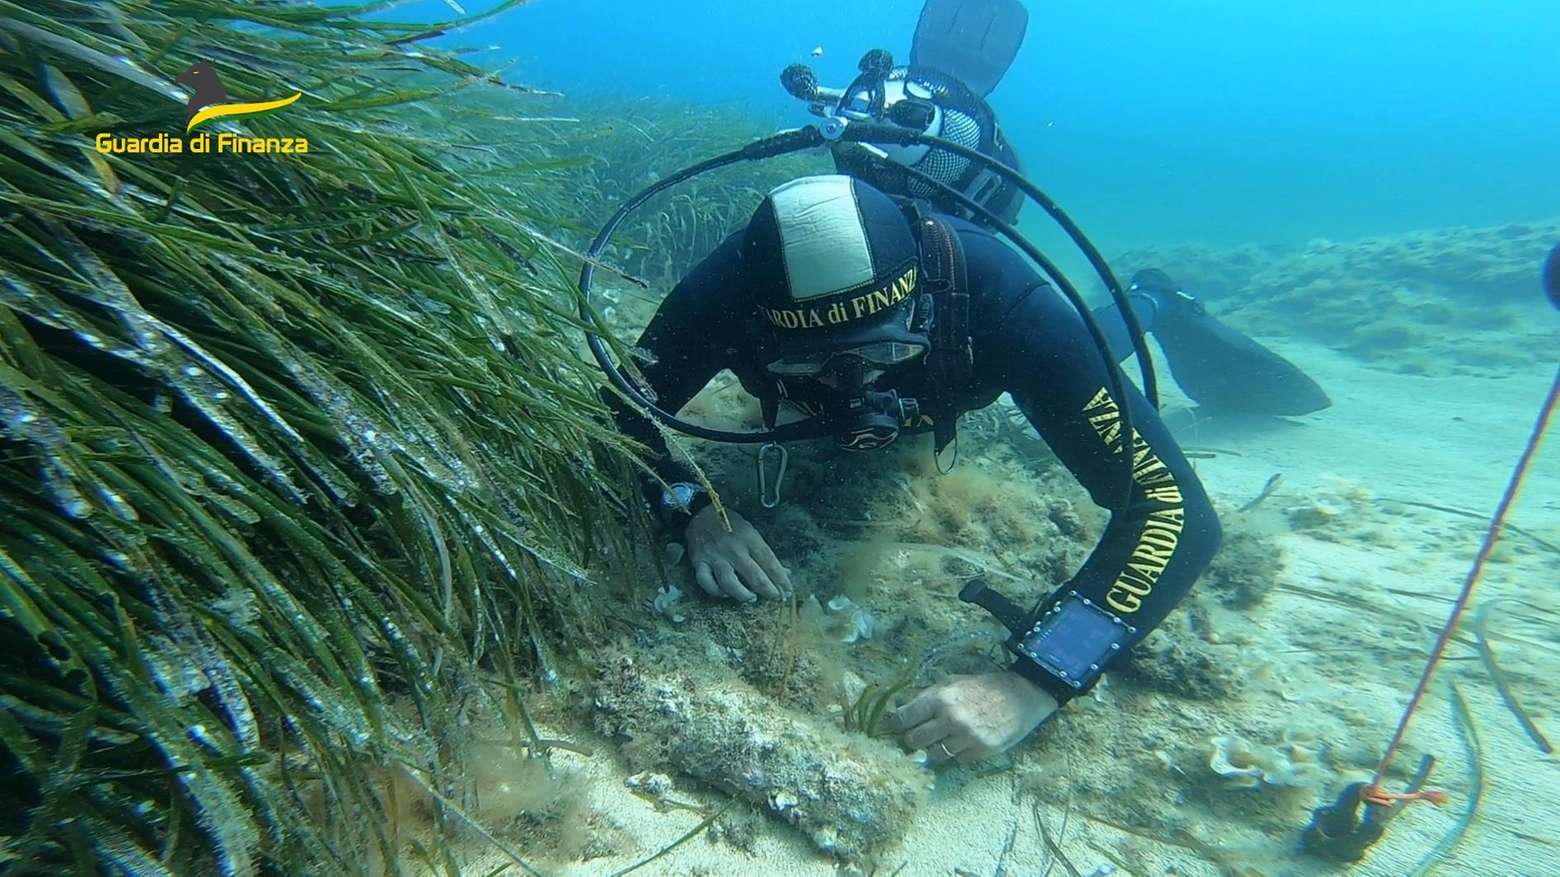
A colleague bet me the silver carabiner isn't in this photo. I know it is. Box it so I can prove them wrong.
[757,442,789,509]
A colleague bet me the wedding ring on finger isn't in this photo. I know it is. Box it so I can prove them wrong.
[936,742,954,760]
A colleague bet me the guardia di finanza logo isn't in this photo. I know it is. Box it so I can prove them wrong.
[94,61,305,155]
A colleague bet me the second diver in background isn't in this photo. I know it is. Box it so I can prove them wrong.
[780,0,1331,417]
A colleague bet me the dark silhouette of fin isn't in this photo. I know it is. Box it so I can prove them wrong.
[910,0,1029,96]
[1155,304,1332,416]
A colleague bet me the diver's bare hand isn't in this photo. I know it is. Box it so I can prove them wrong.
[889,672,1058,765]
[683,506,792,603]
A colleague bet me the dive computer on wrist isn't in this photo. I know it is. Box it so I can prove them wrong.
[661,482,711,518]
[1007,592,1135,703]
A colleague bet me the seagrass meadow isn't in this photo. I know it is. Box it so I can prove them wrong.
[0,1,713,873]
[555,97,827,290]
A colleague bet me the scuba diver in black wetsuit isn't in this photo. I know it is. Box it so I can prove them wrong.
[779,0,1331,417]
[579,0,1247,763]
[600,174,1223,762]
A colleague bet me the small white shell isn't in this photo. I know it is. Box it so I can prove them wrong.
[843,607,875,644]
[652,584,685,624]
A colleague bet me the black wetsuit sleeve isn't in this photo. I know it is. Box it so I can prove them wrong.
[603,232,749,505]
[972,240,1223,704]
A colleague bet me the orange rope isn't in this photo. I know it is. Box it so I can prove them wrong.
[1365,365,1560,808]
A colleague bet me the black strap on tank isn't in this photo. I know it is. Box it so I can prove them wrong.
[914,68,1000,189]
[916,211,971,457]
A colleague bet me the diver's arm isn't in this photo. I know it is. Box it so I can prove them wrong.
[603,232,748,517]
[606,232,793,601]
[984,282,1223,705]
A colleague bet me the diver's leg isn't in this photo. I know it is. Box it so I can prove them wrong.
[1128,269,1331,416]
[1091,293,1160,364]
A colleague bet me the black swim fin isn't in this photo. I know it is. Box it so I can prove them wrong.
[1154,301,1332,416]
[910,0,1029,96]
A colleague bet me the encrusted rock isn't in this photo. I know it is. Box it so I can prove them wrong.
[593,653,927,859]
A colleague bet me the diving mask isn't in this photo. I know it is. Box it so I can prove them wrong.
[764,340,928,378]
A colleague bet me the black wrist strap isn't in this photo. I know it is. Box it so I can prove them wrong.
[1007,655,1086,706]
[682,490,713,519]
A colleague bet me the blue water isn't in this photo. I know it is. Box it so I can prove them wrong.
[406,0,1560,253]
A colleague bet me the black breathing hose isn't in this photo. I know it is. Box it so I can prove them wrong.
[577,118,1160,510]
